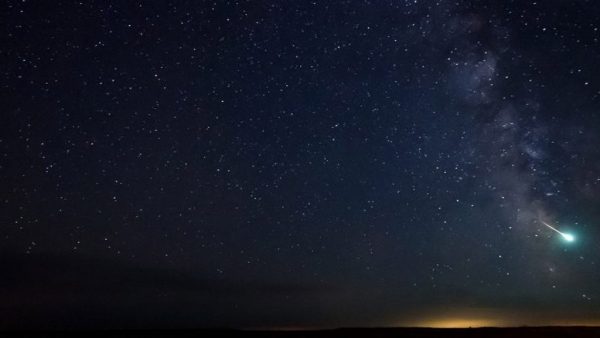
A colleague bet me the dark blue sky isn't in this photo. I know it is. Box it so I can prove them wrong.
[2,0,600,329]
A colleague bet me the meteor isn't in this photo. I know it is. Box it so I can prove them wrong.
[541,220,575,242]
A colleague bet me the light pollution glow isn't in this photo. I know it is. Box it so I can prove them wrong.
[411,317,600,328]
[394,308,600,328]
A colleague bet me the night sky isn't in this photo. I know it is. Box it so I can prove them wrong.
[2,0,600,330]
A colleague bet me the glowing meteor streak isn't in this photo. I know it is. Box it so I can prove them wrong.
[541,220,575,242]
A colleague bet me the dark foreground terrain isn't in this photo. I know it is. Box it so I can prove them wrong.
[2,327,600,338]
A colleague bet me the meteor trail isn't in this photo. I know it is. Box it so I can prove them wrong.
[541,220,575,242]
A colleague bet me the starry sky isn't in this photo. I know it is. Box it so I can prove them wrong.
[2,0,600,330]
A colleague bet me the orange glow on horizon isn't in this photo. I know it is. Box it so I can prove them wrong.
[413,318,505,328]
[394,308,600,328]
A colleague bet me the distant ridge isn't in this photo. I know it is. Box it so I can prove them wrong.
[2,326,600,338]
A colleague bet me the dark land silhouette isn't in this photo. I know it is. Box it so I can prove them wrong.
[2,327,600,338]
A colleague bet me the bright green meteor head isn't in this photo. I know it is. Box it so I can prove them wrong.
[561,233,575,242]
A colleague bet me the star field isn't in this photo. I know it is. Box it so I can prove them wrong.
[2,0,600,329]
